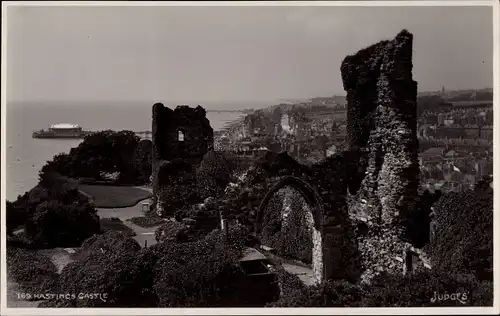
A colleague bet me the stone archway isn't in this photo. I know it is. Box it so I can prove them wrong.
[255,176,327,284]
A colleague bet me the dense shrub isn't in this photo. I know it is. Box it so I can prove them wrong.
[42,232,146,307]
[218,151,320,237]
[425,187,493,280]
[271,267,306,296]
[6,200,27,236]
[152,226,251,307]
[197,150,240,199]
[129,216,165,228]
[6,232,37,249]
[24,199,100,248]
[173,198,227,241]
[38,154,74,184]
[157,160,202,216]
[361,270,493,307]
[269,278,363,307]
[12,177,84,216]
[260,188,313,264]
[40,227,255,308]
[154,220,189,244]
[39,130,147,185]
[268,269,492,307]
[73,231,141,261]
[8,178,101,248]
[222,178,267,233]
[99,217,136,237]
[133,139,153,184]
[404,189,442,247]
[7,247,60,297]
[53,252,146,307]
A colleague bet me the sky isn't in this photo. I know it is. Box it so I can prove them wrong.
[6,4,494,106]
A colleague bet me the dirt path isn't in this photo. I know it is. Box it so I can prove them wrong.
[96,194,164,248]
[38,248,75,274]
[7,186,157,308]
[281,263,315,286]
[122,219,163,248]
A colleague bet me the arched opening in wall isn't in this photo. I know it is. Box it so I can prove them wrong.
[257,177,325,284]
[178,130,185,142]
[260,186,315,265]
[404,250,418,275]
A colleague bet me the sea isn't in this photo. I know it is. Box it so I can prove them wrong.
[4,101,248,201]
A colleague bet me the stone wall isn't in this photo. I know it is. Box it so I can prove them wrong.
[152,103,214,213]
[254,152,358,284]
[341,30,424,282]
[235,30,430,286]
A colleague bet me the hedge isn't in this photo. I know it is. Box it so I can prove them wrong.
[152,227,249,307]
[6,247,60,298]
[425,187,493,281]
[361,270,493,307]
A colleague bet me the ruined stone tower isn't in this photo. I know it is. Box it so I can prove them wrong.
[342,29,419,228]
[341,30,425,282]
[151,103,214,213]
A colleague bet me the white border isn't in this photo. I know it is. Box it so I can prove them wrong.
[1,1,499,315]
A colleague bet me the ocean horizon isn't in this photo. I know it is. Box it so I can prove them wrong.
[5,101,249,201]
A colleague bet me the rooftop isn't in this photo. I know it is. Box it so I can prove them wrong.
[421,147,446,156]
[50,123,80,129]
[239,247,267,262]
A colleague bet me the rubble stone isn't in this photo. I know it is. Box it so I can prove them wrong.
[151,103,214,214]
[341,30,425,283]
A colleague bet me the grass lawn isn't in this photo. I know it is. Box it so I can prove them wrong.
[128,216,166,228]
[99,218,136,237]
[78,185,152,208]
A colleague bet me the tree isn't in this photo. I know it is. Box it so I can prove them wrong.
[39,130,143,184]
[361,271,492,307]
[6,201,27,236]
[268,276,363,307]
[7,174,95,245]
[152,227,255,307]
[39,153,74,181]
[197,150,240,199]
[24,199,100,248]
[425,185,493,281]
[314,135,330,158]
[269,270,492,307]
[45,232,149,307]
[7,247,60,296]
[133,139,153,184]
[44,227,255,307]
[155,159,202,217]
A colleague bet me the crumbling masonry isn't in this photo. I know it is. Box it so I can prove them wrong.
[254,30,430,286]
[150,30,431,284]
[152,103,214,216]
[341,30,428,282]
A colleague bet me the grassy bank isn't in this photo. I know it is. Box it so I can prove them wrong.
[128,216,166,228]
[78,185,152,208]
[100,218,136,237]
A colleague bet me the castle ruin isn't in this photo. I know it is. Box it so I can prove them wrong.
[341,29,427,282]
[255,30,430,285]
[151,103,214,215]
[150,30,430,284]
